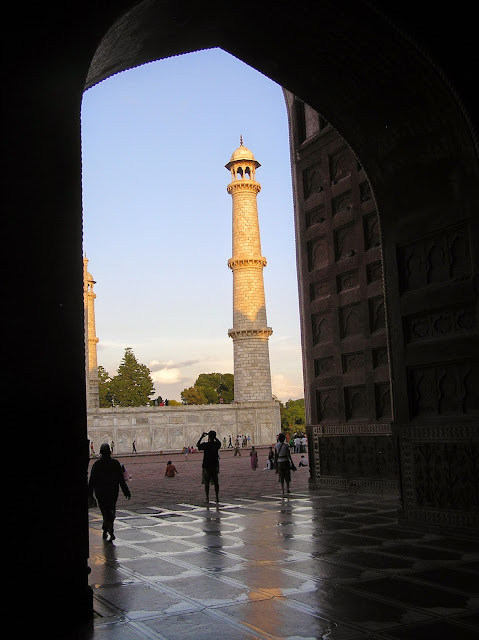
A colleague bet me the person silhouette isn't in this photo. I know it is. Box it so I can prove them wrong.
[88,443,131,541]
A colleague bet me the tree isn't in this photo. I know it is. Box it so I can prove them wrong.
[181,373,234,404]
[98,365,114,407]
[280,398,305,433]
[181,386,208,405]
[108,347,155,407]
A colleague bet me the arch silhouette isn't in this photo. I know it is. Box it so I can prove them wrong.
[6,0,478,630]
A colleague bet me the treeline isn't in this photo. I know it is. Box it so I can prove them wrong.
[97,349,305,425]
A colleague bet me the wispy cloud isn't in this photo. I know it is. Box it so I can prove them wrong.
[149,359,199,372]
[272,374,304,403]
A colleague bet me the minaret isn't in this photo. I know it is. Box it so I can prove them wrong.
[83,257,99,409]
[226,138,273,402]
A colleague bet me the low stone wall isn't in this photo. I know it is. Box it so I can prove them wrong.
[87,401,281,454]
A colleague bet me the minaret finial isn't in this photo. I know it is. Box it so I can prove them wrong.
[240,135,243,146]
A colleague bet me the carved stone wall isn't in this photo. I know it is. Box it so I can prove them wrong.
[286,91,479,530]
[285,91,395,493]
[87,401,281,454]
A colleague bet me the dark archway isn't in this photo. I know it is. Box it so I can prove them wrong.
[6,0,477,630]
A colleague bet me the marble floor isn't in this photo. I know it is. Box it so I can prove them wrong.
[77,490,479,639]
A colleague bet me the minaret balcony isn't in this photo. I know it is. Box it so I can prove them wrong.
[228,327,273,339]
[227,181,261,195]
[228,257,267,269]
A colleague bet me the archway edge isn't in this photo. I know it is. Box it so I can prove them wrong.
[86,0,479,202]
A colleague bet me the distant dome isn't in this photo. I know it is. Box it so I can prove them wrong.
[229,144,256,163]
[225,139,261,169]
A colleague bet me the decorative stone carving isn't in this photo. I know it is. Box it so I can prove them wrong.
[310,280,329,300]
[332,190,352,215]
[308,235,328,270]
[397,222,471,292]
[342,351,365,373]
[409,360,479,417]
[363,211,380,250]
[329,147,351,184]
[303,162,324,198]
[375,382,392,419]
[368,296,386,332]
[305,205,325,228]
[314,356,334,377]
[312,313,331,345]
[372,346,389,368]
[337,269,359,293]
[316,388,338,421]
[404,306,477,343]
[334,222,357,260]
[398,424,479,529]
[319,434,397,479]
[339,302,362,339]
[367,260,382,283]
[345,385,368,420]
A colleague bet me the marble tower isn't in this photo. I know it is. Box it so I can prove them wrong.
[226,139,274,402]
[83,256,99,409]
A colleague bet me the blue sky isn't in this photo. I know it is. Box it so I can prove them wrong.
[81,47,304,403]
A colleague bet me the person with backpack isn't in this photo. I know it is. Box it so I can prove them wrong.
[274,433,296,494]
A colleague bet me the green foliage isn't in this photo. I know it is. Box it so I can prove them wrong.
[280,398,305,433]
[181,372,234,405]
[98,365,114,407]
[181,386,208,405]
[104,347,155,407]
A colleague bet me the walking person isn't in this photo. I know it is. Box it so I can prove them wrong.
[233,439,241,456]
[88,443,131,542]
[274,433,295,495]
[197,430,221,504]
[132,440,137,454]
[250,446,258,470]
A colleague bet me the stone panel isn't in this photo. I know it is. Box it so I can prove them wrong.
[319,434,397,479]
[345,385,368,420]
[337,269,359,293]
[408,360,479,418]
[305,204,326,229]
[316,388,339,422]
[397,222,472,293]
[339,302,362,339]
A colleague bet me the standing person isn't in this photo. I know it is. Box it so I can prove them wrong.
[264,446,274,470]
[294,435,301,453]
[90,441,95,458]
[301,435,308,453]
[274,433,294,495]
[197,430,221,503]
[132,439,137,454]
[110,441,114,454]
[250,446,258,470]
[233,439,241,456]
[88,443,131,542]
[165,460,179,477]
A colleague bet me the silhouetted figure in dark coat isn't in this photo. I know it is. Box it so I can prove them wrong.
[88,443,131,541]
